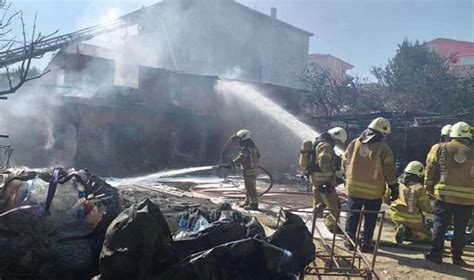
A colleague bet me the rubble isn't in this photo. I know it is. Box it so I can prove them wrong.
[0,167,120,279]
[0,167,317,279]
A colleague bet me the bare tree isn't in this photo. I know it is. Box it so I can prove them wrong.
[300,62,362,117]
[0,0,57,97]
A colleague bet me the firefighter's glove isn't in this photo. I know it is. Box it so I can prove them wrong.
[317,183,332,194]
[389,183,399,201]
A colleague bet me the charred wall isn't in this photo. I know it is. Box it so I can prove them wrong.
[34,50,306,176]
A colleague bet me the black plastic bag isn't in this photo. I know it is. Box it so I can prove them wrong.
[157,238,295,280]
[99,199,175,280]
[269,212,315,274]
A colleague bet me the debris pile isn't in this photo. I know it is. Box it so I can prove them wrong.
[100,200,315,279]
[0,167,315,280]
[0,167,120,279]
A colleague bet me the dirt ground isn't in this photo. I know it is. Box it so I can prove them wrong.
[113,176,474,280]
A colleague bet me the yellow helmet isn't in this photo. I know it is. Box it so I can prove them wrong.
[327,127,347,144]
[404,161,424,177]
[235,129,252,140]
[368,117,392,135]
[440,124,452,137]
[449,121,472,139]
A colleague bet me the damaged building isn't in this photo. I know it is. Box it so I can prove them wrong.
[29,42,304,176]
[0,0,315,175]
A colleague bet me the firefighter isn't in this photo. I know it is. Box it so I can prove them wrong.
[343,117,399,253]
[390,161,432,244]
[424,121,474,265]
[223,129,260,210]
[299,127,347,232]
[440,124,452,143]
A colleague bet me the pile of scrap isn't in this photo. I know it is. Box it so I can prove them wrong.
[100,200,315,280]
[0,167,315,280]
[0,167,120,279]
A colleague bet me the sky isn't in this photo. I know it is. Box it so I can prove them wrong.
[9,0,474,79]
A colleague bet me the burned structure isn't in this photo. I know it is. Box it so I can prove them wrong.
[17,42,301,176]
[0,0,315,175]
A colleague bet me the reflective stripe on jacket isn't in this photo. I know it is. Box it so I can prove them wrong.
[343,138,397,199]
[233,146,260,177]
[424,139,474,206]
[391,182,432,218]
[311,142,336,186]
[390,209,424,225]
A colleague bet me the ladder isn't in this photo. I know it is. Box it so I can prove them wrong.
[0,18,135,66]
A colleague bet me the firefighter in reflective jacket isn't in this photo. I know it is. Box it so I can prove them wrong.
[299,127,347,232]
[391,161,432,244]
[424,121,474,265]
[225,129,261,210]
[343,117,399,253]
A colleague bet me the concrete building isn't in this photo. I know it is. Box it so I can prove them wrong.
[425,38,474,78]
[308,54,353,82]
[121,0,313,89]
[25,43,305,175]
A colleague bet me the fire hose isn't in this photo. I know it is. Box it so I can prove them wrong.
[217,134,274,197]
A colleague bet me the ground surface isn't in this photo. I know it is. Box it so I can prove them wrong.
[114,175,474,279]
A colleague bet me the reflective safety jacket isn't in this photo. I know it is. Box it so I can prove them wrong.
[343,138,397,200]
[424,139,474,205]
[233,146,260,177]
[391,182,432,224]
[311,142,337,187]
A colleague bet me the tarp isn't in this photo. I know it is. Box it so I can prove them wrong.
[99,199,175,280]
[156,238,294,280]
[269,211,316,274]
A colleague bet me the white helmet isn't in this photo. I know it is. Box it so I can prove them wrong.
[327,127,347,144]
[368,117,392,135]
[404,161,424,177]
[449,121,472,139]
[441,124,452,137]
[235,129,252,140]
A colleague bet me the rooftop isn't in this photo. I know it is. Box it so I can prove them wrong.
[122,0,314,36]
[308,53,354,68]
[425,38,474,57]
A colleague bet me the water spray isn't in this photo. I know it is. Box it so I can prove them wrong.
[214,80,344,154]
[108,165,219,187]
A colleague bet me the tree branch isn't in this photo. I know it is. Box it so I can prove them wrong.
[0,5,54,96]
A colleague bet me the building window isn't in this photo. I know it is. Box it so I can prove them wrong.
[462,56,474,65]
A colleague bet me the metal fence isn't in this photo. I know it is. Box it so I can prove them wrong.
[277,206,386,280]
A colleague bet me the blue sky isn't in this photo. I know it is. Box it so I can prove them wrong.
[11,0,474,79]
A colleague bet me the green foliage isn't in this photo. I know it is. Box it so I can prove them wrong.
[371,39,471,114]
[452,75,474,113]
[302,40,473,117]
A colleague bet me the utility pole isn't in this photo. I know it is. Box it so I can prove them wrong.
[1,97,8,138]
[1,96,11,167]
